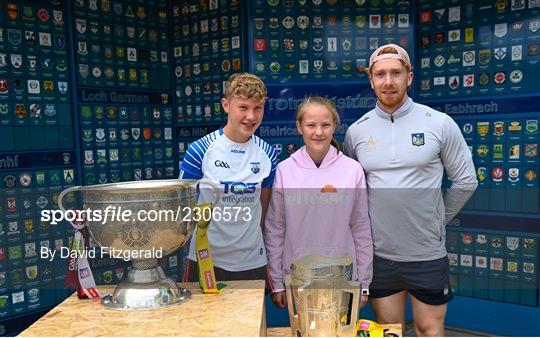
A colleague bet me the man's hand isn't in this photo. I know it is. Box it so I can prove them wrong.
[271,291,287,308]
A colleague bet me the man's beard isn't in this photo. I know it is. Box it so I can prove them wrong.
[377,89,406,109]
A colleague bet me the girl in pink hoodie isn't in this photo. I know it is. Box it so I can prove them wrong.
[264,96,373,309]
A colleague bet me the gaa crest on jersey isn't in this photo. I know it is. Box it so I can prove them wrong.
[250,162,261,174]
[411,133,425,146]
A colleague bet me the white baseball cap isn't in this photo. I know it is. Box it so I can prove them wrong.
[369,44,411,69]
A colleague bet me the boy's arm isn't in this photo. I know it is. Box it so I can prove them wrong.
[179,140,205,180]
[260,188,271,228]
[261,147,278,227]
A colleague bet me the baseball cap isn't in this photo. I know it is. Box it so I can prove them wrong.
[369,44,411,69]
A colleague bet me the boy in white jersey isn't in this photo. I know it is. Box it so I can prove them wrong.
[179,73,277,282]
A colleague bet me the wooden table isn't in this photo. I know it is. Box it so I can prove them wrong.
[19,280,267,337]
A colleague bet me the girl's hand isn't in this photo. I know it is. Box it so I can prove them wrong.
[271,291,287,308]
[360,295,369,309]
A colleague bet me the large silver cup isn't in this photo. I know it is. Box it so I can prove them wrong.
[58,179,220,310]
[285,255,360,337]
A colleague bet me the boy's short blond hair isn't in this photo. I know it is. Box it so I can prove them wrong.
[224,73,267,101]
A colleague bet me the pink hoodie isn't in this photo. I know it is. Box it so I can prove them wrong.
[264,145,373,292]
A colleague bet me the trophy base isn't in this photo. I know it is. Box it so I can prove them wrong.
[101,262,192,310]
[101,287,191,310]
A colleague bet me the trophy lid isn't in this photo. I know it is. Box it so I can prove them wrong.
[76,179,200,204]
[80,179,198,192]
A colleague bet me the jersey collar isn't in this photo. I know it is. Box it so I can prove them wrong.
[219,127,252,146]
[374,97,414,120]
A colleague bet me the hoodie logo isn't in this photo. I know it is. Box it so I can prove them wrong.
[321,184,337,193]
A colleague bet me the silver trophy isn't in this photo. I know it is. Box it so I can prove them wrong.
[58,179,220,310]
[284,255,361,336]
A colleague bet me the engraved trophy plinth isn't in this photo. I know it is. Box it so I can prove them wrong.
[285,255,360,336]
[58,179,219,310]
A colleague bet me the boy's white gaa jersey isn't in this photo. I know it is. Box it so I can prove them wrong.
[179,128,277,271]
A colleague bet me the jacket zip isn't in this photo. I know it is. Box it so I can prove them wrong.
[390,114,395,160]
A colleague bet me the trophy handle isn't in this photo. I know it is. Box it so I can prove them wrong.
[57,185,85,230]
[195,179,222,206]
[337,280,361,337]
[285,275,301,336]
